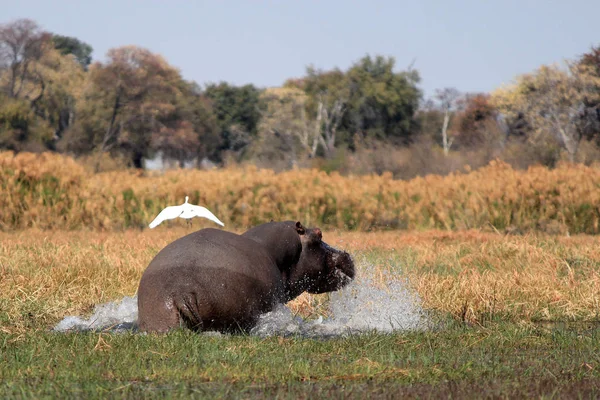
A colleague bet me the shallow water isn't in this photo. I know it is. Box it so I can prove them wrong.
[54,263,429,337]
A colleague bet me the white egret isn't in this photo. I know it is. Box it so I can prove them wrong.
[148,196,224,229]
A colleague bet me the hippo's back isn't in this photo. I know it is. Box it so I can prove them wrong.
[137,228,284,332]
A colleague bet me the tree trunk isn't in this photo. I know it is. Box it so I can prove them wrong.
[54,108,70,140]
[29,72,45,116]
[9,62,19,98]
[101,87,122,151]
[132,150,144,169]
[318,98,344,159]
[441,109,452,156]
[296,103,322,159]
[553,114,581,163]
[310,101,322,158]
[14,61,31,98]
[560,128,579,162]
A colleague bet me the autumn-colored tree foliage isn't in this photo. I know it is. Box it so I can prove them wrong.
[2,17,600,173]
[0,19,88,152]
[579,45,600,76]
[1,20,222,169]
[0,19,49,100]
[452,94,500,147]
[64,46,185,167]
[251,87,321,167]
[576,46,600,142]
[150,120,199,168]
[492,63,600,162]
[0,20,54,150]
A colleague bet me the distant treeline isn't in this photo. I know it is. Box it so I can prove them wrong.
[1,18,600,176]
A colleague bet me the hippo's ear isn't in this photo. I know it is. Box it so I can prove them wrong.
[314,228,322,240]
[295,221,306,235]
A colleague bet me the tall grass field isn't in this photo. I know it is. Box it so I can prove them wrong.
[2,151,600,233]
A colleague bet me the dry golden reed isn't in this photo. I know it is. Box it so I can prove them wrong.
[339,230,600,324]
[2,151,600,233]
[2,229,600,335]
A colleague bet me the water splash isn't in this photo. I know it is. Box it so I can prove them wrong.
[250,266,430,337]
[53,295,138,333]
[53,262,429,336]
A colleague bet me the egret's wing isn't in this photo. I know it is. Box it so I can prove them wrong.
[148,205,184,228]
[188,205,225,226]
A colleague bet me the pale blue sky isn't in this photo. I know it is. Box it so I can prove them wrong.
[2,0,599,98]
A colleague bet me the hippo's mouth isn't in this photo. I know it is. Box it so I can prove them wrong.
[328,248,355,289]
[333,267,354,289]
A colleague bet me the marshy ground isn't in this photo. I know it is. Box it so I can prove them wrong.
[2,228,600,398]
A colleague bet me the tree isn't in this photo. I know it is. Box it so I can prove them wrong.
[579,45,600,76]
[0,93,51,151]
[492,63,600,162]
[0,19,84,151]
[52,34,93,69]
[204,82,262,159]
[293,67,348,158]
[180,86,221,164]
[576,45,600,142]
[151,80,220,167]
[452,93,500,148]
[64,46,184,168]
[151,120,199,168]
[344,55,421,145]
[252,87,321,167]
[286,55,422,157]
[434,87,461,155]
[0,19,50,101]
[31,46,85,147]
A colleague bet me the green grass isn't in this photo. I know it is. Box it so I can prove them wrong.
[2,322,600,398]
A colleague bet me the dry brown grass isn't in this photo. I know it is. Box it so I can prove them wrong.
[341,230,600,324]
[2,151,600,233]
[2,228,599,335]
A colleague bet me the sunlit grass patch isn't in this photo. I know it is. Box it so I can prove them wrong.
[2,229,600,337]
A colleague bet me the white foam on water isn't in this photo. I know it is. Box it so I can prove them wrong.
[53,295,138,333]
[54,260,430,336]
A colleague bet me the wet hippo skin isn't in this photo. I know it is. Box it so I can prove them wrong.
[137,221,355,333]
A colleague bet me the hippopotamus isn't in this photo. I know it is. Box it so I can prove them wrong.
[137,221,355,333]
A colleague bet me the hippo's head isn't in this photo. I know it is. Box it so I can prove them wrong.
[287,222,355,298]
